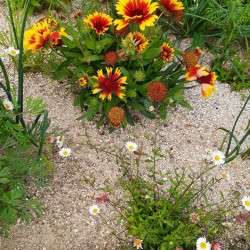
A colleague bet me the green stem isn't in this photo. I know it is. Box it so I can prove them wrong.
[0,82,12,102]
[0,58,11,93]
[6,0,19,49]
[16,0,31,125]
[38,110,48,156]
[225,94,250,156]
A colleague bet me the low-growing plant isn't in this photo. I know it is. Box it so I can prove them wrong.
[0,0,52,235]
[85,95,250,249]
[22,0,219,130]
[0,107,48,236]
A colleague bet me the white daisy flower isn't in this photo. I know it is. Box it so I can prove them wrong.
[196,237,211,250]
[89,204,100,216]
[221,172,230,181]
[59,148,71,157]
[47,136,55,144]
[190,212,200,223]
[3,99,14,111]
[241,196,250,211]
[126,141,138,152]
[56,135,65,148]
[211,150,225,166]
[133,238,143,249]
[6,47,20,56]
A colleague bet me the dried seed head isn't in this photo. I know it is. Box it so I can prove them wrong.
[147,81,168,102]
[182,51,199,67]
[104,51,118,65]
[108,106,125,128]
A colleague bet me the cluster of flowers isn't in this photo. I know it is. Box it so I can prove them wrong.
[47,135,72,158]
[87,141,250,249]
[22,0,218,129]
[23,18,67,52]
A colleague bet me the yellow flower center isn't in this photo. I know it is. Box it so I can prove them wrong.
[63,151,68,156]
[200,242,207,249]
[215,155,220,161]
[191,215,197,221]
[4,104,10,109]
[134,239,141,246]
[92,208,97,214]
[222,173,228,179]
[245,200,250,207]
[128,145,134,150]
[10,50,17,55]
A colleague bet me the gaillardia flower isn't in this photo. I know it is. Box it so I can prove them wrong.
[127,32,149,52]
[23,19,67,52]
[160,42,174,61]
[198,71,217,99]
[160,0,184,13]
[114,0,159,31]
[84,11,113,35]
[185,65,209,81]
[108,106,125,128]
[92,67,127,100]
[147,81,168,101]
[78,76,89,87]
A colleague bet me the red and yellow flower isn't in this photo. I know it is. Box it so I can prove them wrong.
[92,67,127,100]
[160,42,174,61]
[23,19,67,52]
[186,65,217,98]
[129,32,149,52]
[198,72,217,98]
[114,0,159,31]
[160,0,184,13]
[83,11,113,35]
[185,65,209,81]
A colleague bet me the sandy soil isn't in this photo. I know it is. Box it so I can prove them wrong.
[0,1,249,250]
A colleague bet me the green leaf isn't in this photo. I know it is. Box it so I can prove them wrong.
[61,36,78,49]
[127,100,144,111]
[160,104,167,119]
[30,0,41,7]
[144,48,162,59]
[51,69,70,80]
[0,178,9,184]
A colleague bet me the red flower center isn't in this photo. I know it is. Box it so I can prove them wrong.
[130,8,144,16]
[198,75,212,85]
[94,22,104,32]
[100,78,117,92]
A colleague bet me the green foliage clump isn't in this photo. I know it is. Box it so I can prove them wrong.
[114,138,229,250]
[0,105,49,236]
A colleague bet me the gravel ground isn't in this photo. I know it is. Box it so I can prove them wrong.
[0,2,250,250]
